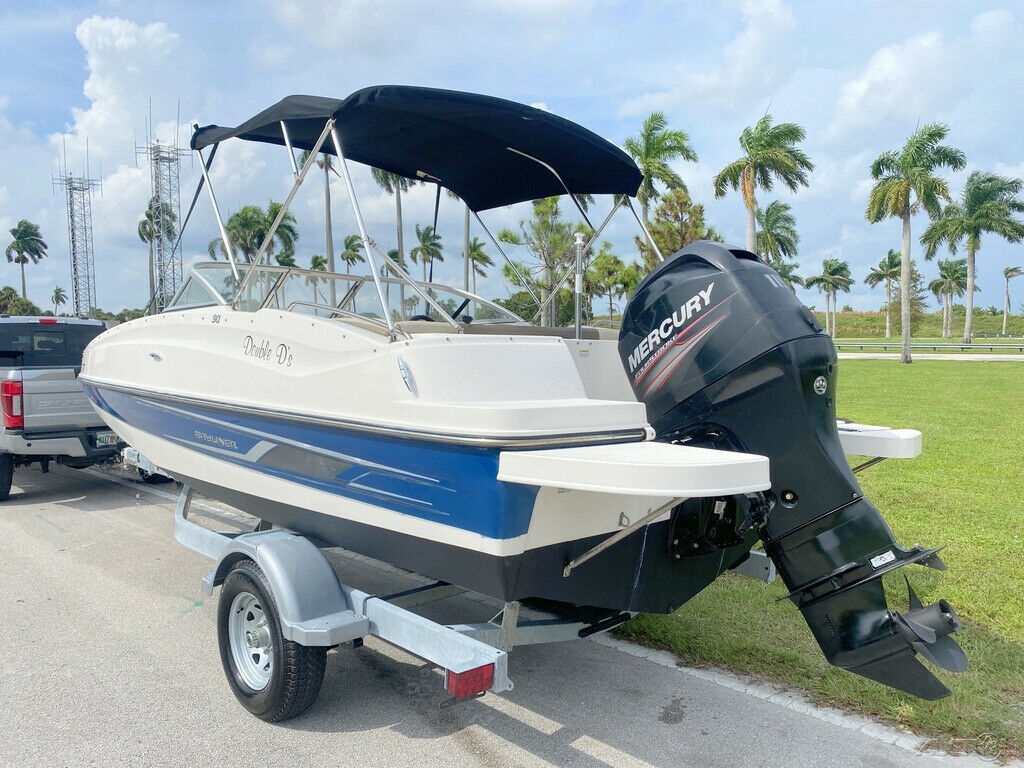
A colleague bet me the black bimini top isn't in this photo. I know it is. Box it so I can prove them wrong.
[190,85,642,212]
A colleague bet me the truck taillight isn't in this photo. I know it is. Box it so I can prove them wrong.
[1,379,24,430]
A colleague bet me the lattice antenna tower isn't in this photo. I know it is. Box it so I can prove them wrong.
[136,100,189,311]
[53,137,101,316]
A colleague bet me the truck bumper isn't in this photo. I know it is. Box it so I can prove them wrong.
[0,428,122,460]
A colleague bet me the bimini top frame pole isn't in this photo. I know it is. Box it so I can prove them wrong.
[196,146,240,283]
[213,116,460,336]
[472,211,541,308]
[529,196,622,325]
[328,121,394,337]
[187,87,650,333]
[328,122,461,334]
[627,197,664,262]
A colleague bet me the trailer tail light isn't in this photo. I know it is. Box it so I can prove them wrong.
[1,380,24,430]
[445,663,494,700]
[38,317,58,324]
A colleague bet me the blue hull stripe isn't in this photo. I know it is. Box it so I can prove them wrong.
[85,384,539,539]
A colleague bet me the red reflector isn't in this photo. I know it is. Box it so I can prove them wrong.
[1,379,24,430]
[445,663,494,700]
[38,317,58,324]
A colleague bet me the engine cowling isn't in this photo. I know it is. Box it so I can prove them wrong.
[617,240,966,700]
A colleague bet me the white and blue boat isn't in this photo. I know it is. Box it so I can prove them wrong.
[81,85,769,612]
[82,87,966,701]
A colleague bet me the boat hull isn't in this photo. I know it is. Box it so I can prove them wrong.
[85,381,754,612]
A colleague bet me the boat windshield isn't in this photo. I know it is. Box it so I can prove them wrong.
[168,262,522,327]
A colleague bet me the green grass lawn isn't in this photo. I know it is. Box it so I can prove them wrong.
[618,361,1024,760]
[815,311,1024,338]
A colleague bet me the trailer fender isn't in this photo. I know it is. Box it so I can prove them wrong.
[205,529,369,647]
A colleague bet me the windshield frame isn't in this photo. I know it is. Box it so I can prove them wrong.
[167,262,524,326]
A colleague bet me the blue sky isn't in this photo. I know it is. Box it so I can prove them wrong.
[2,0,1024,314]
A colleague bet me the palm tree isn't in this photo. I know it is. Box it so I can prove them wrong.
[920,171,1024,342]
[866,124,965,362]
[755,200,799,264]
[714,115,813,254]
[467,237,492,295]
[927,259,969,338]
[304,254,328,303]
[623,112,697,223]
[265,201,298,264]
[138,197,177,306]
[300,150,335,273]
[772,260,803,291]
[371,169,419,271]
[1003,266,1023,335]
[805,257,852,336]
[864,249,901,338]
[338,234,365,273]
[410,224,442,283]
[5,220,47,299]
[208,203,298,263]
[209,205,262,261]
[51,286,67,315]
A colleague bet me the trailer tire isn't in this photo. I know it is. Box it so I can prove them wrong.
[217,559,326,722]
[0,453,13,501]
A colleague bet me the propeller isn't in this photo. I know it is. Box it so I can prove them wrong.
[892,577,968,674]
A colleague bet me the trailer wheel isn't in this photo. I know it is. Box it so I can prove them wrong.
[0,453,13,501]
[217,559,326,722]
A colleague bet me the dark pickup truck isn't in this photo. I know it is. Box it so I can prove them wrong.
[0,317,121,499]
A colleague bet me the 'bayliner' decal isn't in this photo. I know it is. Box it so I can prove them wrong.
[627,282,716,374]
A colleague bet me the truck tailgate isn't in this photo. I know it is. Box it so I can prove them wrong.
[21,368,105,433]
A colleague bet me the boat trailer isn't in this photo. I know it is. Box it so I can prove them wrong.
[171,418,919,721]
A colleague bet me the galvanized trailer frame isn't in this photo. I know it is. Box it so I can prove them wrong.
[173,485,701,706]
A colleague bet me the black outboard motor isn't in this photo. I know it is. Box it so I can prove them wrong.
[618,241,967,699]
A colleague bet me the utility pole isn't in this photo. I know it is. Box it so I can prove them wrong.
[53,139,100,316]
[136,101,188,312]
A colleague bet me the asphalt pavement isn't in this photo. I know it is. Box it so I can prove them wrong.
[0,464,1011,768]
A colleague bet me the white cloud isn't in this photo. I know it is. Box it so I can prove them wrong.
[54,17,182,168]
[530,102,549,112]
[270,0,593,51]
[618,0,796,117]
[826,10,1022,141]
[826,32,948,141]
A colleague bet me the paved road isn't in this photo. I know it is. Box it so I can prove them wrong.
[839,352,1024,362]
[0,466,1005,768]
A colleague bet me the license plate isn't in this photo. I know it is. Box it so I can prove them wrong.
[95,431,119,447]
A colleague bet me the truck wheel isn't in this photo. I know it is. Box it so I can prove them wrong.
[0,453,13,501]
[217,559,326,722]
